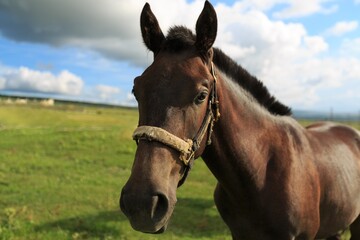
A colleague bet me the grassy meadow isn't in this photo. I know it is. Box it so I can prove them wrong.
[0,102,358,239]
[0,102,229,240]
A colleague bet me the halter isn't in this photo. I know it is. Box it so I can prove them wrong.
[132,62,220,186]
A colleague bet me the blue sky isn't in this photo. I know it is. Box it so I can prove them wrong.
[0,0,359,113]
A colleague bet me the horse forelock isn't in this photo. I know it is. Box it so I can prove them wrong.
[162,26,196,53]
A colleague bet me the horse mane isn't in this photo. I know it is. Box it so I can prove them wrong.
[163,26,292,116]
[212,48,292,116]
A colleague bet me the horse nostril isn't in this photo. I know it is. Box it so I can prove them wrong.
[151,193,169,222]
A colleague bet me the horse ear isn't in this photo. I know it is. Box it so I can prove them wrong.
[140,3,165,54]
[195,1,217,54]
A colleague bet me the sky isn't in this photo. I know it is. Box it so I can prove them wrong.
[0,0,359,113]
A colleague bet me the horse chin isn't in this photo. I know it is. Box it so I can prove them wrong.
[126,200,174,234]
[130,218,169,234]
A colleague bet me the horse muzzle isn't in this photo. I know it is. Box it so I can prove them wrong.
[120,187,175,233]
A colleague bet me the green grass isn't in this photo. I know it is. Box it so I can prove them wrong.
[0,104,229,240]
[0,104,357,239]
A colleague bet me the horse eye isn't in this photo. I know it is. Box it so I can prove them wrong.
[194,91,208,104]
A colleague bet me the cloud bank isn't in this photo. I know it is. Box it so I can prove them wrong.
[0,0,147,65]
[0,64,124,105]
[0,65,83,95]
[0,0,359,109]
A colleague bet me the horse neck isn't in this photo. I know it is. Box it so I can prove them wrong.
[203,71,280,194]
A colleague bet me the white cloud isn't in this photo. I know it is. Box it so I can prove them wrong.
[0,0,216,67]
[325,21,358,37]
[0,0,149,66]
[0,0,338,65]
[0,0,337,65]
[0,65,83,95]
[124,92,137,106]
[212,3,360,108]
[341,89,360,99]
[0,0,359,110]
[340,38,360,57]
[95,84,120,101]
[272,0,338,19]
[218,0,337,19]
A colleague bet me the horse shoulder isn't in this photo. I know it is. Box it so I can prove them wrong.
[265,117,322,236]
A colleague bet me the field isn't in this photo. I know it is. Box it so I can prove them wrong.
[0,103,228,240]
[0,103,357,240]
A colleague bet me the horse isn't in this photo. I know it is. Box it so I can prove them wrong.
[120,2,360,239]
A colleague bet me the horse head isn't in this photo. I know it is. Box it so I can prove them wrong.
[120,1,219,234]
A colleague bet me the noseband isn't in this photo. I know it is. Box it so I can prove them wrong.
[132,62,220,186]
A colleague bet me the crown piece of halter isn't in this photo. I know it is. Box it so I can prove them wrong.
[132,62,219,166]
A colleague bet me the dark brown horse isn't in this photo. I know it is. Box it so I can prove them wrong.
[120,2,360,239]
